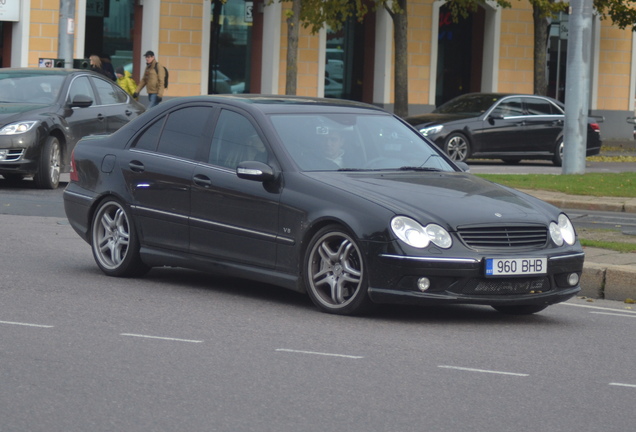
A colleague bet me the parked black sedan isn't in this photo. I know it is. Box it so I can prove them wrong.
[63,95,584,315]
[405,93,602,165]
[0,68,145,188]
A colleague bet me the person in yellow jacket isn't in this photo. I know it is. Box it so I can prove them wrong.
[115,67,137,99]
[133,50,165,109]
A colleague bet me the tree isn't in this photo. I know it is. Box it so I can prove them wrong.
[284,0,409,116]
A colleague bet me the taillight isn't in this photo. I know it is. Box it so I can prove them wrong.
[69,150,79,182]
[590,123,600,132]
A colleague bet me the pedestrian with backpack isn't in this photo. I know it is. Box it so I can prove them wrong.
[133,50,166,109]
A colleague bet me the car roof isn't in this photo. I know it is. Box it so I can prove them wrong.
[157,94,390,115]
[0,67,98,77]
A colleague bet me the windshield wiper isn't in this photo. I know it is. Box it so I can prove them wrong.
[398,166,442,172]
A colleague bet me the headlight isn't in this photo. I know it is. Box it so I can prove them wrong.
[420,125,443,137]
[0,121,38,135]
[391,216,452,249]
[549,213,576,246]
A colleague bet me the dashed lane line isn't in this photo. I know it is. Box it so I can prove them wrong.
[438,365,529,377]
[0,320,54,328]
[120,333,203,343]
[276,348,364,359]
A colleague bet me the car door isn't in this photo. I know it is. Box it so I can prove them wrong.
[477,97,525,154]
[521,97,563,153]
[90,76,137,132]
[189,108,280,268]
[65,75,108,141]
[122,105,214,252]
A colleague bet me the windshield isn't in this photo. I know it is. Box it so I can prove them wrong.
[0,74,66,104]
[434,94,503,115]
[269,113,456,172]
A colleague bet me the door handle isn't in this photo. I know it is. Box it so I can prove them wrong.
[97,114,105,122]
[193,174,212,188]
[129,160,145,173]
[125,110,133,116]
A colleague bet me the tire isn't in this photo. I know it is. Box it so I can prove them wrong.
[552,139,564,166]
[443,132,470,162]
[33,136,61,189]
[91,199,150,277]
[304,225,373,315]
[492,305,548,315]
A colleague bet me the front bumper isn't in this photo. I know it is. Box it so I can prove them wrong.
[0,131,40,175]
[367,250,584,307]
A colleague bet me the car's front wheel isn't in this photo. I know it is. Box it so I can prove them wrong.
[304,225,373,315]
[33,136,61,189]
[91,199,149,277]
[444,132,470,162]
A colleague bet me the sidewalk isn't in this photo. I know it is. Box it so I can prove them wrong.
[520,189,636,302]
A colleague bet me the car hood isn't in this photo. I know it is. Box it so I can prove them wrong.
[307,171,555,229]
[405,112,476,127]
[0,103,51,124]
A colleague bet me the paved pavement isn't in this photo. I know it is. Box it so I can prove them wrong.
[521,188,636,302]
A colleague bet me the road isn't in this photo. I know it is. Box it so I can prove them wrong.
[1,166,635,432]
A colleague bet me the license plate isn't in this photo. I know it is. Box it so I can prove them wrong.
[485,258,547,276]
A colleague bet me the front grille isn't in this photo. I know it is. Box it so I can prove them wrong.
[0,149,25,162]
[452,277,551,296]
[458,225,548,249]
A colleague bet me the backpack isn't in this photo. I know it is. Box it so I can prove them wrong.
[155,63,169,89]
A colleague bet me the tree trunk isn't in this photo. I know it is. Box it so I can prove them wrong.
[533,6,549,95]
[286,0,301,95]
[392,0,408,117]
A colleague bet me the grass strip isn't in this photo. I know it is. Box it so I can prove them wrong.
[476,172,636,198]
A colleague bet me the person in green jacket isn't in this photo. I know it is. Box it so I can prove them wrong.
[115,67,137,99]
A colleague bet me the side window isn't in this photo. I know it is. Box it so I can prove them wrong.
[132,117,165,151]
[92,77,128,105]
[492,98,524,117]
[209,110,267,169]
[156,106,214,160]
[68,76,95,104]
[525,98,560,116]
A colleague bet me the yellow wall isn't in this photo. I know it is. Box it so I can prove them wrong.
[597,22,633,111]
[159,0,204,97]
[498,5,534,94]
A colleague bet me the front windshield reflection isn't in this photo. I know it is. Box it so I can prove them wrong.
[269,113,455,172]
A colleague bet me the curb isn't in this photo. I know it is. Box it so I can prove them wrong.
[580,262,636,302]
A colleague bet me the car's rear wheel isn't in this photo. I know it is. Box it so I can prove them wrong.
[91,199,149,277]
[304,225,373,315]
[553,139,564,166]
[492,305,548,315]
[33,136,61,189]
[444,132,470,162]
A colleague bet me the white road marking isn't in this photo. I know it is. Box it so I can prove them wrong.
[0,320,54,328]
[609,382,636,389]
[561,303,636,314]
[438,365,529,377]
[590,311,636,318]
[120,333,203,343]
[275,348,363,359]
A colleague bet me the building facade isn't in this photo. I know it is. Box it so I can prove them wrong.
[2,0,634,139]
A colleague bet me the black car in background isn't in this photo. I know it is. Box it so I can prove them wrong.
[0,68,145,188]
[405,93,602,165]
[64,95,584,316]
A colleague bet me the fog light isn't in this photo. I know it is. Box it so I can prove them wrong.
[417,277,431,292]
[567,273,580,286]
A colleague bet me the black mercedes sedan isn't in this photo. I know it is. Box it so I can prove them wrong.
[0,68,145,188]
[63,95,584,316]
[405,93,602,165]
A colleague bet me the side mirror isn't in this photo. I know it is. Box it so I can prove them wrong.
[236,161,277,182]
[70,94,93,108]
